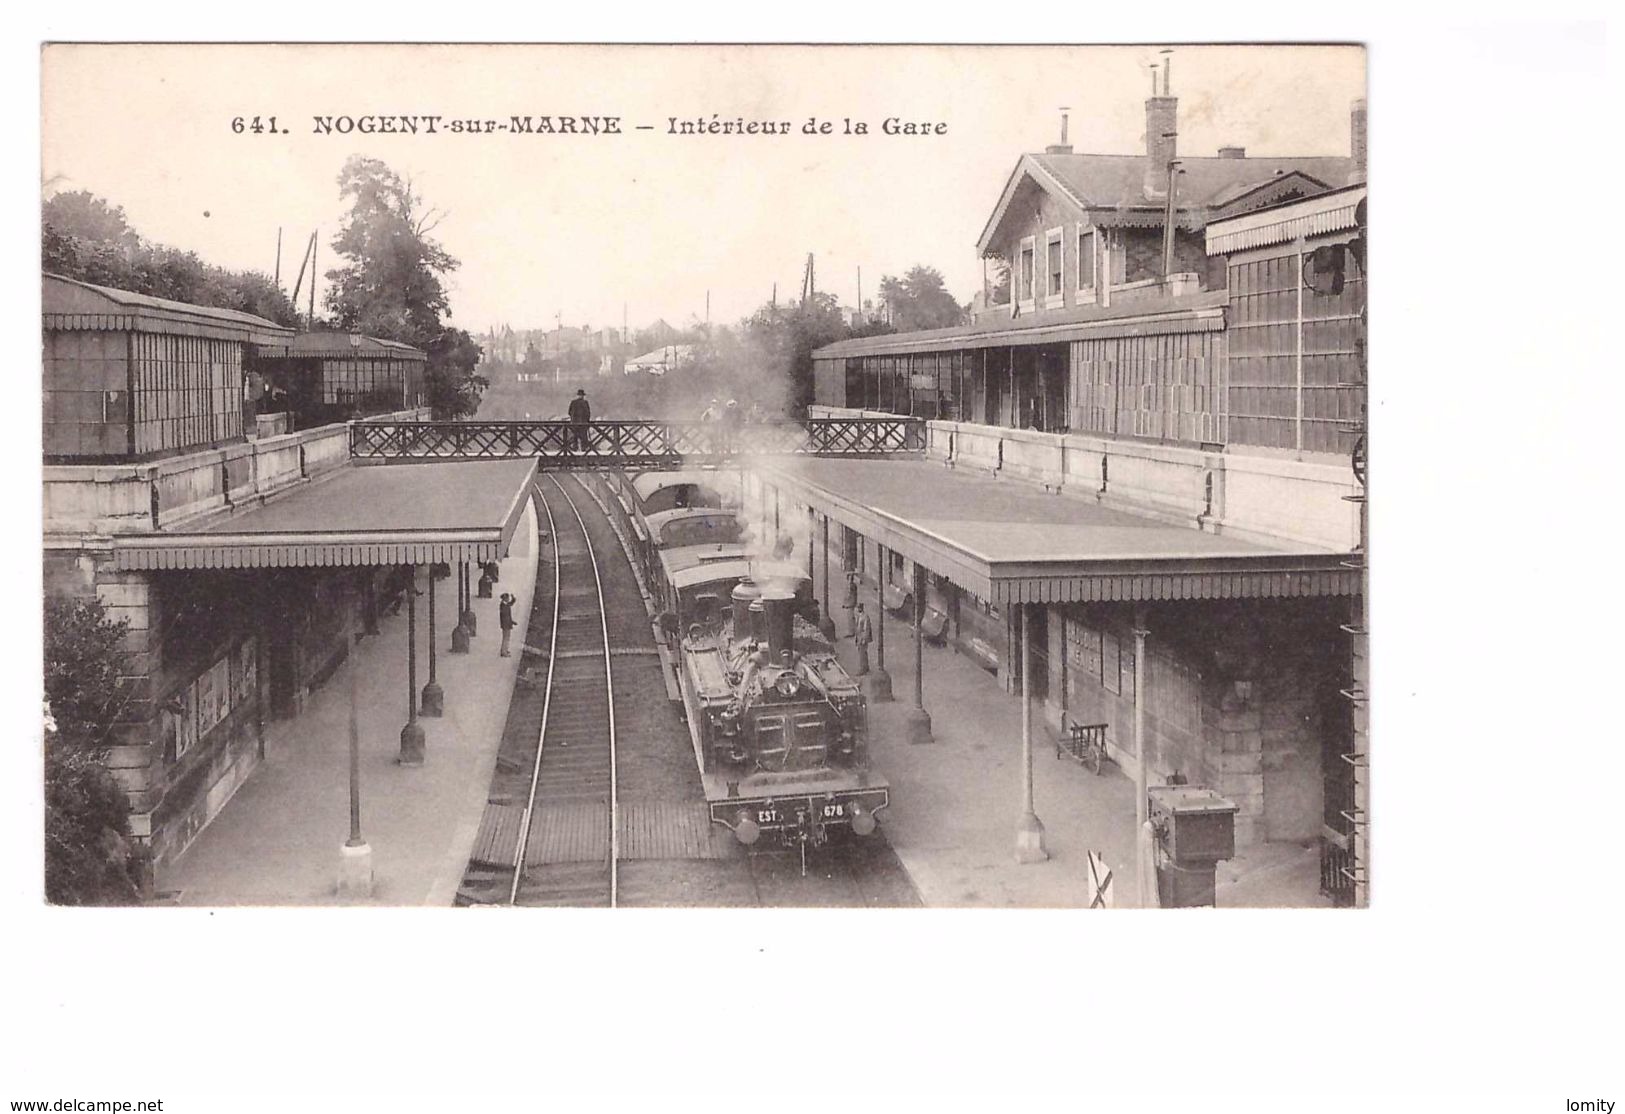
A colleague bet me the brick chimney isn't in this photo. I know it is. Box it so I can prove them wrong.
[1046,106,1073,155]
[1143,57,1178,199]
[1349,97,1368,183]
[1218,145,1246,159]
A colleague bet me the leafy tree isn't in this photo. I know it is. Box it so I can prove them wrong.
[324,157,486,419]
[987,257,1012,307]
[42,598,140,905]
[877,265,967,331]
[424,327,489,419]
[42,191,301,328]
[741,292,850,417]
[43,190,141,251]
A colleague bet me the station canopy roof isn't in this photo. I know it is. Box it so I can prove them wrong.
[43,273,295,347]
[261,330,428,361]
[811,291,1226,360]
[758,458,1356,606]
[114,459,537,570]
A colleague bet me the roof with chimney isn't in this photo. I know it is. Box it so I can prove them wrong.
[977,151,1357,254]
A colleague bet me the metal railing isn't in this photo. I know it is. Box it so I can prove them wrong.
[348,417,926,464]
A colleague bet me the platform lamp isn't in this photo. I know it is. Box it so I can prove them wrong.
[337,572,374,899]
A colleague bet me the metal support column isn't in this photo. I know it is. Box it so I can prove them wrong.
[818,514,836,639]
[399,566,426,765]
[460,561,477,638]
[903,561,933,744]
[450,561,471,654]
[337,574,373,898]
[362,570,379,637]
[421,565,444,716]
[1014,601,1048,862]
[1133,609,1152,904]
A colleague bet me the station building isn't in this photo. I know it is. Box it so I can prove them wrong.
[788,83,1369,893]
[43,275,528,878]
[249,329,427,432]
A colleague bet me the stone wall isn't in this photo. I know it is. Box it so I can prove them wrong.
[1053,598,1348,846]
[43,407,429,537]
[921,418,1358,551]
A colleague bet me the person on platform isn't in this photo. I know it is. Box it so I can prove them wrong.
[844,570,860,635]
[498,592,516,657]
[568,388,592,452]
[853,603,873,675]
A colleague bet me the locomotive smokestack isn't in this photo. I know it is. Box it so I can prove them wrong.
[731,579,762,639]
[760,588,797,663]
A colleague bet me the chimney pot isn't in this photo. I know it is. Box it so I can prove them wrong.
[1143,96,1178,199]
[1046,108,1074,154]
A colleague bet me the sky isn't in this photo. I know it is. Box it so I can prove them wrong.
[42,43,1364,336]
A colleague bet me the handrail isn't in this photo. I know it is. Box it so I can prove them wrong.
[348,417,927,461]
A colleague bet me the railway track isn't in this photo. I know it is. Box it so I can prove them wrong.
[456,469,923,909]
[458,473,620,907]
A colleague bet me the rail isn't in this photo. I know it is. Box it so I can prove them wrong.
[348,417,926,464]
[508,474,620,907]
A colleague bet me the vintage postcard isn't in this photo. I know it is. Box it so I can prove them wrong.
[39,43,1368,911]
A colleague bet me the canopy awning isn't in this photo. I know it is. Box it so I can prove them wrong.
[759,458,1357,606]
[114,459,537,570]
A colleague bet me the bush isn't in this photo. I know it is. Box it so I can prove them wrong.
[44,743,141,905]
[42,598,141,905]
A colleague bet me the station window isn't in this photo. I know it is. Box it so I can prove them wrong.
[1077,229,1095,289]
[1018,238,1036,304]
[1046,229,1064,298]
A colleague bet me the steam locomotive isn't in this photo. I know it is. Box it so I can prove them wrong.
[607,470,889,858]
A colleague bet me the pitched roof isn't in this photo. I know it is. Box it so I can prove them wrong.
[978,151,1356,252]
[1032,151,1355,211]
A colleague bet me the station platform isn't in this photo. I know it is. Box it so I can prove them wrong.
[831,578,1330,909]
[155,500,539,906]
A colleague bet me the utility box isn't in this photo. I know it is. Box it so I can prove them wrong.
[1148,786,1239,864]
[1155,858,1219,908]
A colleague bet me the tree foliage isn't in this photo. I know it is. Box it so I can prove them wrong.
[42,190,301,328]
[323,157,486,419]
[876,265,967,331]
[42,598,141,905]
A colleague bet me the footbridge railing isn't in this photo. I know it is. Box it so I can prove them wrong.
[348,417,926,465]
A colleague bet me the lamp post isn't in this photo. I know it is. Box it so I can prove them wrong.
[337,574,374,898]
[866,544,893,703]
[1014,602,1049,862]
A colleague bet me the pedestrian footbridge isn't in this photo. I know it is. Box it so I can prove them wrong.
[348,417,925,466]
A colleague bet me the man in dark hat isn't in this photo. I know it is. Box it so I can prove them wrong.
[567,388,592,452]
[498,592,517,657]
[853,603,873,675]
